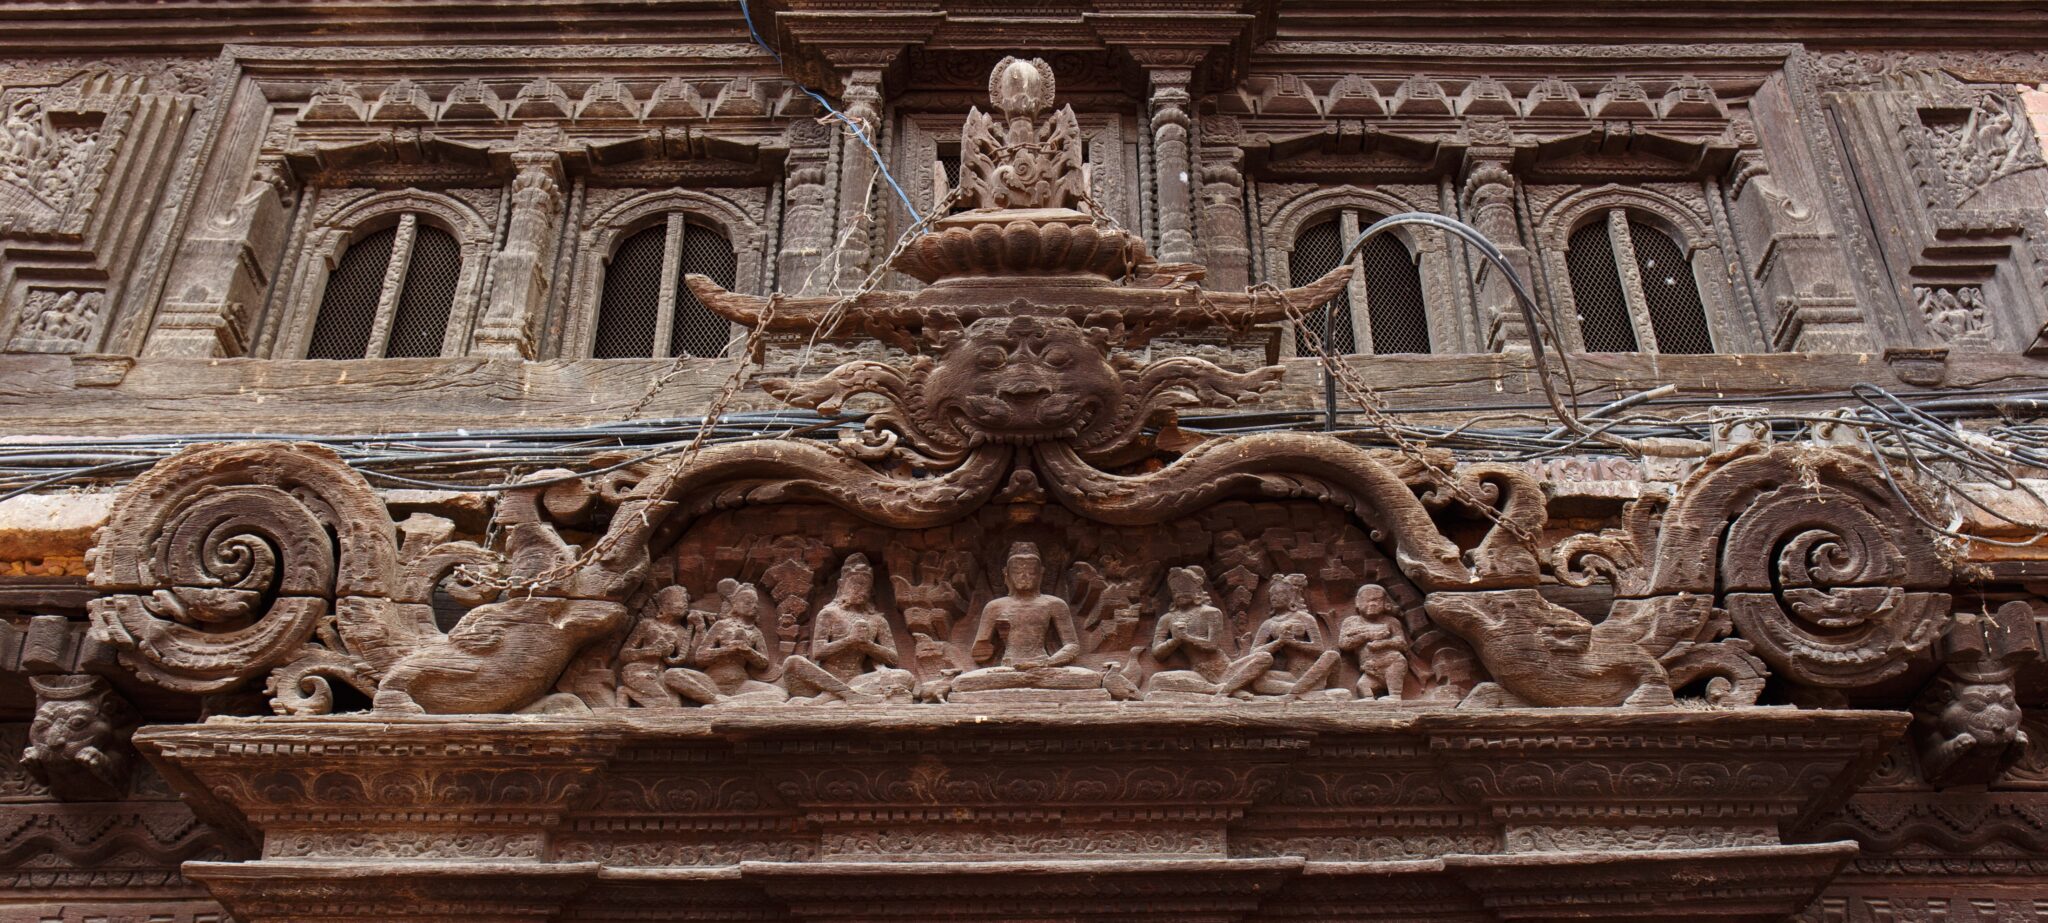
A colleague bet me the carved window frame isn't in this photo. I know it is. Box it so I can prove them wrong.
[561,188,767,359]
[1262,185,1463,356]
[275,188,493,360]
[1536,185,1740,353]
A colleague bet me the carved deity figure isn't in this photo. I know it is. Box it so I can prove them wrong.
[664,579,788,706]
[1234,574,1347,700]
[780,554,916,705]
[616,586,701,708]
[1143,566,1235,697]
[1338,585,1410,701]
[954,542,1102,698]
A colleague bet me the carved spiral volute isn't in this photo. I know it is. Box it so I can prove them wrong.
[89,443,397,696]
[1719,482,1949,689]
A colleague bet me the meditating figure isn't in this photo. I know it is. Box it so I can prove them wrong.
[1144,565,1262,700]
[779,554,916,705]
[616,586,700,708]
[664,579,788,706]
[1338,584,1410,701]
[1236,574,1347,700]
[953,542,1104,700]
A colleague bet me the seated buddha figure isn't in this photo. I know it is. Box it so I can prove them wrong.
[663,579,789,706]
[779,554,916,705]
[952,542,1106,701]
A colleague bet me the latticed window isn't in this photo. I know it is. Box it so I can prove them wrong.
[592,215,737,359]
[1289,212,1430,355]
[306,215,461,360]
[1564,210,1713,354]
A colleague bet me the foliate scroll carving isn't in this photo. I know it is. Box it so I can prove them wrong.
[21,674,135,801]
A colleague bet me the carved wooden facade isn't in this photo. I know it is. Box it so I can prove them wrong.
[6,4,2048,922]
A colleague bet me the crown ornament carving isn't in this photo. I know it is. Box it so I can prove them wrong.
[686,57,1353,346]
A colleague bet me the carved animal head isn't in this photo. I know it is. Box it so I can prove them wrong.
[26,698,112,761]
[925,315,1120,445]
[1939,680,2024,744]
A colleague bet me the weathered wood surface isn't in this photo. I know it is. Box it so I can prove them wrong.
[2,350,2041,436]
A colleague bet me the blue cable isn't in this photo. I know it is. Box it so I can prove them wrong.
[738,0,924,223]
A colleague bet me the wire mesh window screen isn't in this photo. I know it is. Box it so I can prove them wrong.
[1360,234,1430,354]
[1566,220,1640,353]
[1290,220,1357,355]
[672,222,737,359]
[385,226,460,358]
[592,224,667,359]
[307,226,399,360]
[1628,221,1713,354]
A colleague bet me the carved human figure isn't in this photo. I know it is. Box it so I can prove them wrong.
[780,554,915,705]
[1338,585,1410,701]
[1143,566,1236,698]
[616,586,700,708]
[954,542,1101,695]
[1232,574,1346,700]
[664,579,788,706]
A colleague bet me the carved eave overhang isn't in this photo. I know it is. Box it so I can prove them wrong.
[141,707,1903,923]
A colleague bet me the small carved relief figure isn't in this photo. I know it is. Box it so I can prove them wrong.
[954,542,1104,700]
[664,579,788,706]
[22,675,134,801]
[1419,632,1480,703]
[616,586,700,708]
[780,554,916,705]
[1339,585,1410,701]
[1233,574,1347,700]
[1143,565,1259,701]
[1916,666,2031,786]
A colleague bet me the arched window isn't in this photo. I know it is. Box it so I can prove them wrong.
[305,215,460,359]
[1289,211,1430,355]
[1565,210,1712,354]
[592,215,737,359]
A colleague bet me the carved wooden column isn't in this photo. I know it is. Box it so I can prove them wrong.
[1460,149,1536,353]
[1145,65,1198,264]
[1196,143,1250,289]
[831,67,886,291]
[473,150,564,358]
[779,120,837,295]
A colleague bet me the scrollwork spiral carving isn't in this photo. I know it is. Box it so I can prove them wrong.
[87,443,398,695]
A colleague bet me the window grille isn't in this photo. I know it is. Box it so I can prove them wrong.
[1359,234,1430,354]
[1567,220,1640,353]
[1629,221,1713,354]
[1565,210,1713,354]
[591,225,666,359]
[592,214,738,359]
[1290,220,1356,355]
[672,223,737,359]
[305,214,465,359]
[306,226,396,360]
[1288,212,1432,355]
[385,226,460,358]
